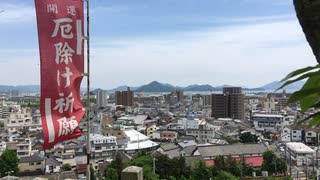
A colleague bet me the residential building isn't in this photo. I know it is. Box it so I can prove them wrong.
[124,129,158,154]
[305,128,320,145]
[202,95,212,106]
[54,140,85,169]
[96,90,108,107]
[145,123,157,138]
[153,131,178,141]
[45,157,61,174]
[186,120,218,144]
[281,125,320,145]
[115,87,134,106]
[211,87,244,120]
[252,114,289,132]
[281,125,307,142]
[18,153,45,176]
[286,142,315,166]
[17,138,32,159]
[90,134,118,163]
[193,144,268,168]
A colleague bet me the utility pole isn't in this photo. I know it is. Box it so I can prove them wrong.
[85,0,91,179]
[240,155,243,180]
[153,157,156,174]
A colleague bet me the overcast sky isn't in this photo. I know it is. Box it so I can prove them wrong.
[0,0,317,89]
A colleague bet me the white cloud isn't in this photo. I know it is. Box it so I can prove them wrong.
[90,18,315,88]
[0,3,35,24]
[0,15,316,89]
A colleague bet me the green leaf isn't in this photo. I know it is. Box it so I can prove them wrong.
[281,64,320,82]
[288,88,320,104]
[286,75,320,112]
[309,115,320,126]
[277,71,320,91]
[300,94,320,112]
[310,101,320,109]
[303,112,320,126]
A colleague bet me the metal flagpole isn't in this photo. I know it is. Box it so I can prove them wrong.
[85,0,91,179]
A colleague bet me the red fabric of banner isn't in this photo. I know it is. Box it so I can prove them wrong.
[35,0,85,150]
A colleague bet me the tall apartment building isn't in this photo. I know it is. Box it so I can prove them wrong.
[115,87,134,106]
[211,87,244,120]
[202,95,212,106]
[96,89,108,107]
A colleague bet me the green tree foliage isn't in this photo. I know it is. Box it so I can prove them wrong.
[106,154,124,180]
[0,149,18,177]
[90,166,96,180]
[62,163,72,171]
[239,132,258,143]
[212,155,253,177]
[192,160,212,180]
[105,168,118,180]
[155,154,191,179]
[261,151,287,175]
[239,158,254,177]
[212,155,227,175]
[221,135,239,144]
[213,171,237,180]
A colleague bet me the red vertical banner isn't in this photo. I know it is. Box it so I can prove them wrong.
[35,0,85,150]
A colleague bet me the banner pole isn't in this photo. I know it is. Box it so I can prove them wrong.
[85,0,91,179]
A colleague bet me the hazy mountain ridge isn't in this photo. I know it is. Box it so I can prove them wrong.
[0,80,304,94]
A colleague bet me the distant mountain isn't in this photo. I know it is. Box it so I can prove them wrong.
[134,81,176,92]
[108,85,138,92]
[214,85,234,91]
[183,84,215,91]
[258,80,305,90]
[0,80,306,94]
[0,85,40,93]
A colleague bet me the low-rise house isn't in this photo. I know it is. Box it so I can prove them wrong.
[45,157,61,174]
[54,140,85,169]
[305,128,320,146]
[18,153,45,176]
[153,131,178,141]
[90,133,118,163]
[178,140,197,149]
[252,114,289,132]
[145,123,157,138]
[286,142,315,166]
[186,120,217,144]
[0,141,6,155]
[193,144,268,168]
[123,129,158,154]
[17,138,32,159]
[156,143,181,159]
[281,125,311,143]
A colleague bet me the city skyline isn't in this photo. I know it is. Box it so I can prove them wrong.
[0,0,317,89]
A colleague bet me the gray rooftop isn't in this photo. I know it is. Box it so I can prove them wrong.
[196,144,267,157]
[160,143,179,151]
[178,140,197,148]
[19,153,44,163]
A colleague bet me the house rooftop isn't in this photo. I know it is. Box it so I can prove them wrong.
[286,142,315,154]
[19,153,44,163]
[195,144,267,157]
